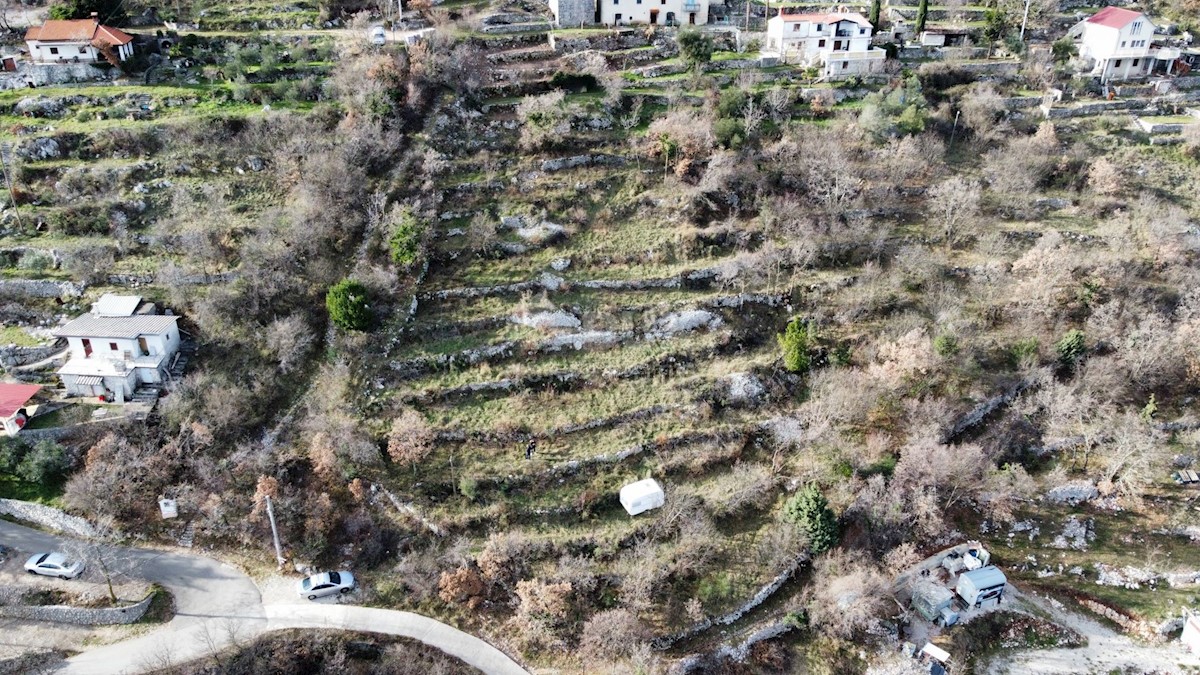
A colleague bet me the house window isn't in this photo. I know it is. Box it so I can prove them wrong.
[842,61,848,68]
[859,28,865,34]
[109,342,118,351]
[82,339,92,357]
[49,47,58,55]
[1120,41,1126,48]
[79,46,87,54]
[1132,20,1142,34]
[792,24,800,31]
[1132,58,1139,66]
[636,0,641,5]
[818,39,826,47]
[1114,59,1122,67]
[816,24,824,31]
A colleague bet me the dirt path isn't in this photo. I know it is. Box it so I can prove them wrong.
[983,590,1200,675]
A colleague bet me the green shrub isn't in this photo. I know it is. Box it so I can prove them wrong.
[717,89,747,118]
[1054,329,1086,367]
[1010,338,1038,366]
[712,118,745,149]
[16,440,69,485]
[778,318,815,373]
[783,484,839,554]
[326,279,372,331]
[549,71,598,91]
[677,30,714,69]
[933,333,958,357]
[388,207,425,267]
[17,251,54,272]
[458,475,478,502]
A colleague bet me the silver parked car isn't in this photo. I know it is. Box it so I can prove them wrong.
[297,570,355,599]
[369,26,387,46]
[24,552,84,579]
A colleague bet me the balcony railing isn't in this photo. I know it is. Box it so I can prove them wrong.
[683,1,701,10]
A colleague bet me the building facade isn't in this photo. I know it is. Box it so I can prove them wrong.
[1071,7,1155,81]
[54,295,180,403]
[766,12,885,78]
[25,19,134,65]
[599,0,709,27]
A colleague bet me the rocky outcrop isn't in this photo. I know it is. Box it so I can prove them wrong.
[1045,480,1099,506]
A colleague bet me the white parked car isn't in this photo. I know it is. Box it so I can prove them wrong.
[297,570,355,600]
[24,552,84,579]
[369,26,387,46]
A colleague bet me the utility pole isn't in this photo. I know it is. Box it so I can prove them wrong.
[1019,0,1031,42]
[264,495,286,568]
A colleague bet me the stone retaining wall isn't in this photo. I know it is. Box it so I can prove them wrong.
[0,63,116,92]
[0,592,153,625]
[0,498,96,538]
[0,279,84,298]
[0,343,62,368]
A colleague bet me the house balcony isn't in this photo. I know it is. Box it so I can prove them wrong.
[682,1,701,10]
[835,29,854,37]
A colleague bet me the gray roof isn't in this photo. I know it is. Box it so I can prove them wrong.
[54,313,178,339]
[958,566,1007,591]
[91,294,142,317]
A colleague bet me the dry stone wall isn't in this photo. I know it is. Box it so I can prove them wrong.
[0,498,97,538]
[0,592,152,625]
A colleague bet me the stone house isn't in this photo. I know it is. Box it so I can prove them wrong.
[25,18,135,65]
[53,294,180,403]
[1069,7,1156,81]
[550,0,713,27]
[765,11,886,78]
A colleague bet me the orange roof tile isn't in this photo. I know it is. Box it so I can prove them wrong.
[25,19,132,46]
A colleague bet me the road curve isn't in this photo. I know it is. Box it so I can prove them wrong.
[0,521,528,675]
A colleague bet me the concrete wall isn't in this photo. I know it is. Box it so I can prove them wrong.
[0,591,152,625]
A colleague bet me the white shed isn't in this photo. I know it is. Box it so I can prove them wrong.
[619,478,664,516]
[955,565,1007,608]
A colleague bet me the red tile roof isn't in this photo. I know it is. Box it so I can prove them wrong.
[25,19,133,46]
[0,383,39,419]
[1085,6,1143,29]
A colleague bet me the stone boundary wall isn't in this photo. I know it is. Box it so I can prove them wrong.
[0,498,96,538]
[0,279,84,298]
[0,343,62,368]
[0,592,153,625]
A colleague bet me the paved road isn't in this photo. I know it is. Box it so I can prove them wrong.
[982,589,1200,675]
[0,521,527,675]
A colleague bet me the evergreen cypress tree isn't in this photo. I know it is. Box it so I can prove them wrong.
[784,484,839,554]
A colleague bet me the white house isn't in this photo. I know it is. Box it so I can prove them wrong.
[0,383,40,436]
[601,0,709,27]
[54,294,180,403]
[25,18,134,65]
[1070,7,1155,81]
[766,11,885,78]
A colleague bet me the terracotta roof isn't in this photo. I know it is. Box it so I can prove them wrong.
[1085,7,1144,29]
[54,314,178,339]
[25,19,133,47]
[0,383,39,419]
[777,11,872,26]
